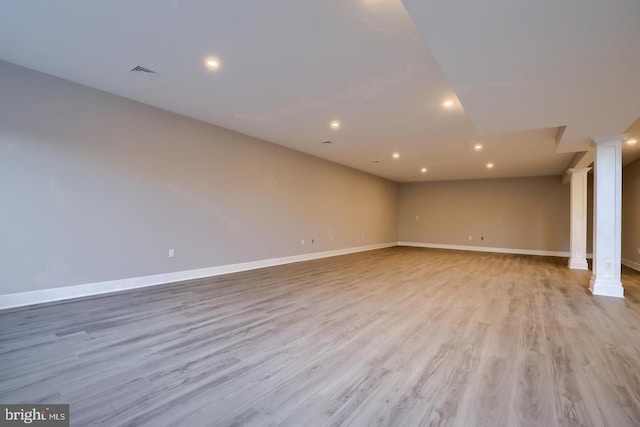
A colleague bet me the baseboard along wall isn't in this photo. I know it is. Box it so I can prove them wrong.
[2,241,623,311]
[0,243,395,310]
[622,258,640,272]
[397,241,582,258]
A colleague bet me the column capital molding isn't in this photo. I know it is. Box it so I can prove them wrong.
[591,134,627,146]
[567,167,592,176]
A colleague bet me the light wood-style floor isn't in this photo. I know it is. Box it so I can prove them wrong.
[1,247,640,426]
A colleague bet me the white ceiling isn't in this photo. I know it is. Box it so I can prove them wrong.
[402,0,640,153]
[0,0,637,182]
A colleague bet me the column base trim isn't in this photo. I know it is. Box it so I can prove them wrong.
[568,258,589,270]
[589,276,624,298]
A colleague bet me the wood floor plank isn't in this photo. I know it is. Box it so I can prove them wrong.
[1,247,639,426]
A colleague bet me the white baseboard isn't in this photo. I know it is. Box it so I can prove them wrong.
[622,258,640,272]
[397,241,582,258]
[0,242,396,310]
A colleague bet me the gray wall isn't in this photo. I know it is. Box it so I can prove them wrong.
[398,176,570,252]
[623,157,640,266]
[0,61,399,295]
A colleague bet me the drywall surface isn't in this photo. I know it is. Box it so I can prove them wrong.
[622,157,640,267]
[0,61,398,294]
[398,176,569,253]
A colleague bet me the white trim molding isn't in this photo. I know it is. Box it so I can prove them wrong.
[589,135,624,298]
[397,241,588,258]
[589,278,624,298]
[0,242,395,310]
[622,258,640,272]
[567,167,591,270]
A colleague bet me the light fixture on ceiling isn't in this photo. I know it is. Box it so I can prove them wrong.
[473,144,483,151]
[205,57,221,70]
[392,152,400,159]
[330,120,341,130]
[627,138,637,145]
[421,167,428,173]
[486,162,494,169]
[443,100,454,109]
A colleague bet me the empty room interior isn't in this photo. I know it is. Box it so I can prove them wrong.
[1,1,640,426]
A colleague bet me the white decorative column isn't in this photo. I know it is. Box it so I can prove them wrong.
[590,135,624,298]
[568,167,590,270]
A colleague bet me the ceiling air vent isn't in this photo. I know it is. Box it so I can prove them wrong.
[130,65,159,80]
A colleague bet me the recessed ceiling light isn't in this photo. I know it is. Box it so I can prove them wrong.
[421,167,428,173]
[205,57,221,70]
[473,144,483,151]
[330,120,341,130]
[392,152,400,159]
[628,138,637,145]
[486,162,494,169]
[443,100,454,108]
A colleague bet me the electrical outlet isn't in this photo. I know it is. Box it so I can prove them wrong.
[168,249,175,258]
[301,239,305,245]
[415,215,419,220]
[468,236,472,240]
[362,235,365,240]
